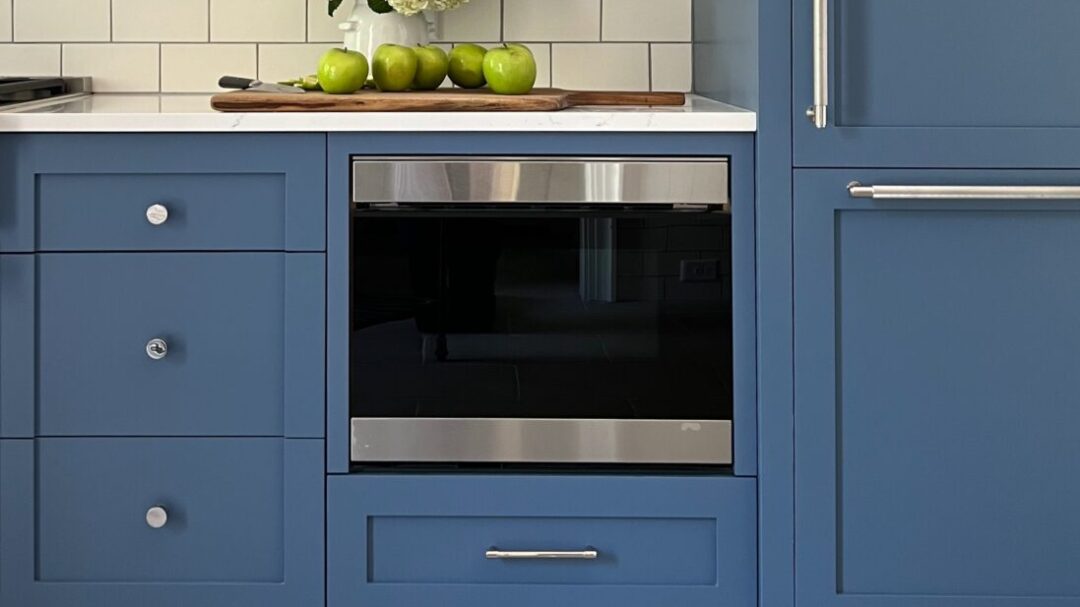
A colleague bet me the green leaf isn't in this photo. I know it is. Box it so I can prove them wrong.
[328,0,344,16]
[367,0,395,14]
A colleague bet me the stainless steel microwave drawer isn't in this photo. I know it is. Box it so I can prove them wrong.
[328,474,757,607]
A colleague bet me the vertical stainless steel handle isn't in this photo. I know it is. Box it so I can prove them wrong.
[485,548,599,560]
[807,0,829,128]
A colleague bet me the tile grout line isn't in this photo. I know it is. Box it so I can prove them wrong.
[648,43,653,91]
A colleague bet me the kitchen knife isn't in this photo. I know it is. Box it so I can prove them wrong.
[218,76,305,94]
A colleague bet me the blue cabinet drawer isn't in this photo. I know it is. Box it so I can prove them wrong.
[38,173,291,251]
[6,253,325,438]
[329,474,757,607]
[0,437,324,607]
[0,133,325,252]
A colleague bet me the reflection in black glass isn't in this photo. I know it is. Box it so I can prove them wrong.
[351,214,733,421]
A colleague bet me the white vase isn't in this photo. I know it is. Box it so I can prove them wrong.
[339,1,433,59]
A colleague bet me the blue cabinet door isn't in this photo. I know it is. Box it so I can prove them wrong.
[795,168,1080,606]
[1,253,324,438]
[0,438,324,607]
[793,1,1080,168]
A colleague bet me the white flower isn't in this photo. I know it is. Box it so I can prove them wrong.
[387,0,470,15]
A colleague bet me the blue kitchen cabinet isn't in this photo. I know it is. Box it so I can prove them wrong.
[0,133,326,252]
[0,252,325,438]
[794,168,1080,605]
[0,437,324,607]
[328,474,757,607]
[793,0,1080,168]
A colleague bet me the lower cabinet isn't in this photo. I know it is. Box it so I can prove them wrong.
[0,438,324,607]
[795,169,1080,606]
[328,474,757,607]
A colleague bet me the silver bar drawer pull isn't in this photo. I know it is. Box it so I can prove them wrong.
[848,182,1080,200]
[807,0,829,128]
[485,548,599,560]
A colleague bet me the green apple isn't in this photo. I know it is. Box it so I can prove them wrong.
[482,44,537,95]
[448,44,487,89]
[317,48,369,94]
[372,44,419,92]
[412,44,450,90]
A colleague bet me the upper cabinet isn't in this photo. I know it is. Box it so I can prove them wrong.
[793,0,1080,168]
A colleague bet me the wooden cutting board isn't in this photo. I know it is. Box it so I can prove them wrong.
[210,88,686,112]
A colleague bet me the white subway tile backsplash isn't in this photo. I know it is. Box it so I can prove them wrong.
[0,43,60,76]
[2,0,692,93]
[162,44,256,92]
[63,44,160,92]
[552,43,649,91]
[651,43,692,92]
[258,44,331,84]
[1,0,11,43]
[504,0,600,42]
[14,0,110,42]
[308,0,349,43]
[211,0,305,42]
[113,0,209,42]
[602,0,691,42]
[436,0,501,43]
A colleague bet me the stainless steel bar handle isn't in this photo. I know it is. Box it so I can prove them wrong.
[485,549,599,560]
[848,182,1080,200]
[807,0,829,128]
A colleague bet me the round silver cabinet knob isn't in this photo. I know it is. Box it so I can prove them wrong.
[146,506,168,529]
[146,338,168,360]
[146,204,169,226]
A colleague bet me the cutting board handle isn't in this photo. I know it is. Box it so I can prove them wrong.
[563,90,686,107]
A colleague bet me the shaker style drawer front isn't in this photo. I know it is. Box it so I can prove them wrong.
[35,253,324,437]
[38,173,288,251]
[0,438,324,607]
[0,133,326,252]
[329,475,757,607]
[794,0,1080,167]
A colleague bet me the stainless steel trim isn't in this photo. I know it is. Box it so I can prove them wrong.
[352,158,730,209]
[486,549,599,560]
[808,0,829,128]
[848,182,1080,200]
[350,418,732,465]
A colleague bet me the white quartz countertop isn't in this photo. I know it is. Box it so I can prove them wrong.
[0,94,756,133]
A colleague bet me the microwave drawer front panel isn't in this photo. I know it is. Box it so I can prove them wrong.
[38,173,288,251]
[0,438,324,606]
[329,474,756,607]
[36,253,325,437]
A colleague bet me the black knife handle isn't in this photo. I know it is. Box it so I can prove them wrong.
[218,76,255,90]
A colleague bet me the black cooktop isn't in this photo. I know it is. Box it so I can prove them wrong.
[0,77,72,106]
